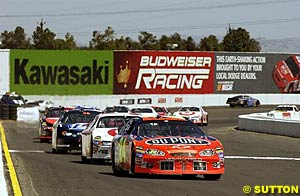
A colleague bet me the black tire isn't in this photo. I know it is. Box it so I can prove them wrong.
[81,155,91,164]
[203,174,222,180]
[111,144,122,176]
[52,148,57,153]
[182,174,198,179]
[229,104,234,107]
[130,148,136,175]
[255,101,260,107]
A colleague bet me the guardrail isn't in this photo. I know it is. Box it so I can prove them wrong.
[238,113,300,138]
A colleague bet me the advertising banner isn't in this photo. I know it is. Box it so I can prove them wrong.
[113,51,215,94]
[10,50,114,95]
[214,52,298,93]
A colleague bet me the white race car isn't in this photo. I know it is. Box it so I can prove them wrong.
[173,106,208,126]
[81,113,139,163]
[130,107,159,117]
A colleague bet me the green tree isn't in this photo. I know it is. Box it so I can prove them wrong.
[184,36,197,51]
[32,20,56,49]
[114,36,142,50]
[138,31,159,50]
[89,26,115,50]
[158,35,171,50]
[199,35,220,51]
[222,27,260,52]
[0,26,31,49]
[168,32,184,50]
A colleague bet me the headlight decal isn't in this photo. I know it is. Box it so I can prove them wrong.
[199,149,215,156]
[145,149,165,156]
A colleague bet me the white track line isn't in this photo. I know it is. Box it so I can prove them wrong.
[225,155,300,161]
[0,141,9,196]
[6,150,300,161]
[8,150,45,153]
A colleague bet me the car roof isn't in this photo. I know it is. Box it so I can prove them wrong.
[141,116,186,121]
[96,113,139,118]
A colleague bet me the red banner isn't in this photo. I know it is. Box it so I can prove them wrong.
[113,51,215,94]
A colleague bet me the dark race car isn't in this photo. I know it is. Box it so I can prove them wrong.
[0,92,27,105]
[226,95,260,107]
[39,106,74,142]
[52,108,101,153]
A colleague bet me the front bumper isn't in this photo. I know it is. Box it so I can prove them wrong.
[57,135,81,150]
[134,156,224,175]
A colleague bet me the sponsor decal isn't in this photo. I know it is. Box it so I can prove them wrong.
[14,59,108,85]
[10,50,113,95]
[67,123,88,130]
[114,51,214,94]
[135,55,212,90]
[145,137,210,145]
[158,98,166,103]
[107,129,118,136]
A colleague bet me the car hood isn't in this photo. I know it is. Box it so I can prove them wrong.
[133,135,222,150]
[45,117,59,125]
[63,123,89,131]
[92,128,118,141]
[174,111,202,117]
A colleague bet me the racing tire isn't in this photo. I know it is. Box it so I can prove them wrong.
[80,139,92,164]
[111,145,123,176]
[203,174,222,180]
[255,101,260,107]
[130,148,136,175]
[182,174,198,179]
[52,148,57,153]
[81,156,91,164]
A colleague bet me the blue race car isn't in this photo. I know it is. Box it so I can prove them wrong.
[52,107,101,153]
[226,95,260,107]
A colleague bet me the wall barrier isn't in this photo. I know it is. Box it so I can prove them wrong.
[23,93,300,110]
[238,113,300,138]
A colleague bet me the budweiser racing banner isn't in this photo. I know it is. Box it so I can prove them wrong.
[113,51,215,94]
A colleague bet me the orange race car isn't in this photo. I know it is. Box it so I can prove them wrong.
[111,116,224,180]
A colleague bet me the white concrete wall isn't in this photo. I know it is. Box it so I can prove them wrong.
[0,49,10,94]
[24,94,300,110]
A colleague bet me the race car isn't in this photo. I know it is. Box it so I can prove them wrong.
[151,106,171,116]
[81,113,139,163]
[52,107,101,153]
[173,106,208,126]
[285,79,300,93]
[111,116,224,179]
[226,95,260,107]
[39,106,74,142]
[103,105,130,113]
[272,55,300,93]
[130,107,159,117]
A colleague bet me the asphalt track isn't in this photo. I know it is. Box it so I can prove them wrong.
[1,105,300,196]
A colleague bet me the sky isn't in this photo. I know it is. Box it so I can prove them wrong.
[1,0,300,46]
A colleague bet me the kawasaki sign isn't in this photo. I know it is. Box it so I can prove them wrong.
[10,50,113,95]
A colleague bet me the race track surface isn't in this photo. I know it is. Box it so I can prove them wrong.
[2,105,300,196]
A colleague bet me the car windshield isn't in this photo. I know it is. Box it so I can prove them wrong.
[275,106,296,111]
[137,120,205,137]
[179,107,200,112]
[96,116,136,128]
[153,107,166,113]
[285,56,300,77]
[104,106,129,113]
[61,111,99,124]
[131,108,153,113]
